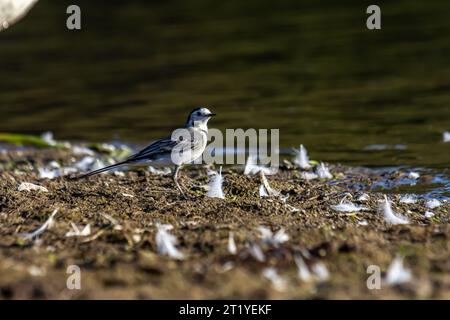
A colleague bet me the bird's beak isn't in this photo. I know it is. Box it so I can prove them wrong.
[209,113,216,117]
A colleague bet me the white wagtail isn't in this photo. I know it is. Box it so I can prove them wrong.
[77,108,216,198]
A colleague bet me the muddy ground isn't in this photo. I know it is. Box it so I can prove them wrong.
[0,147,449,299]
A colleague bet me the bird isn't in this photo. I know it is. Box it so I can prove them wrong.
[76,107,216,199]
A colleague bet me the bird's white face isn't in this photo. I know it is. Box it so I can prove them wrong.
[187,107,216,128]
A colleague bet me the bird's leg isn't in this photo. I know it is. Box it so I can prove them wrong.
[173,165,187,199]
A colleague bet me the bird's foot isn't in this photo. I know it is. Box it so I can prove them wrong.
[174,181,189,200]
[179,190,189,200]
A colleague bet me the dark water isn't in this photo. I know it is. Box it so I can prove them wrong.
[1,0,449,197]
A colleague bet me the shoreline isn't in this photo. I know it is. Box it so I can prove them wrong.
[0,147,449,299]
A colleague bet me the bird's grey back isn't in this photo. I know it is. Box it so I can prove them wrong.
[127,127,207,165]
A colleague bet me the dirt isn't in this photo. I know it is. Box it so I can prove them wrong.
[0,147,449,299]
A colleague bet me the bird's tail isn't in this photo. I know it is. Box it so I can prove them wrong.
[74,160,130,180]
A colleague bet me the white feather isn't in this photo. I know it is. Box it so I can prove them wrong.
[65,223,91,237]
[38,161,61,179]
[399,194,417,204]
[260,172,299,212]
[316,162,333,179]
[357,193,370,202]
[331,196,368,212]
[408,172,420,179]
[379,195,409,225]
[28,265,46,277]
[294,255,330,282]
[148,166,171,175]
[19,209,58,240]
[155,224,184,260]
[294,255,312,282]
[18,182,48,193]
[273,228,290,244]
[38,167,58,179]
[385,255,412,285]
[247,242,265,262]
[331,203,366,212]
[244,155,277,175]
[0,0,39,31]
[424,211,434,218]
[122,193,134,198]
[257,226,289,246]
[259,184,269,197]
[311,262,330,282]
[358,219,369,226]
[38,166,77,179]
[259,171,280,197]
[75,156,107,172]
[228,232,237,255]
[300,172,318,181]
[443,131,450,143]
[41,131,57,146]
[425,199,441,209]
[285,203,300,213]
[262,268,287,292]
[206,167,225,199]
[257,226,273,240]
[293,144,312,169]
[72,145,95,156]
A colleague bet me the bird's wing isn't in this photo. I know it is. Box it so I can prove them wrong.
[126,135,176,162]
[126,128,200,163]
